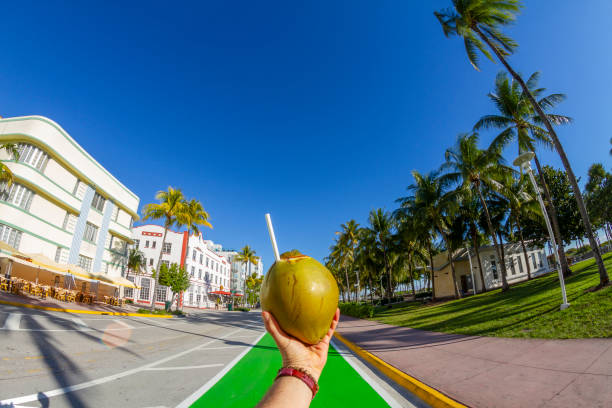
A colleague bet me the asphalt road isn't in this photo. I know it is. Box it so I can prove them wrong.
[0,305,424,408]
[0,305,266,408]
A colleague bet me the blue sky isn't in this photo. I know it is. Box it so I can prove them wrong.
[1,1,610,269]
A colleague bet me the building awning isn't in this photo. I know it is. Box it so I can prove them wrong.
[209,290,232,295]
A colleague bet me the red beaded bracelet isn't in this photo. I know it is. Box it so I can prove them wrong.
[276,367,319,399]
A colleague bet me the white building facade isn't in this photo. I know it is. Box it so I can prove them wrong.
[217,249,264,296]
[0,116,139,281]
[129,225,231,309]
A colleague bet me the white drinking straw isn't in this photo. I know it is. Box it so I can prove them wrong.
[265,213,280,262]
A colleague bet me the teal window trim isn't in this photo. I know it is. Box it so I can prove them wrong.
[0,201,71,235]
[0,217,69,249]
[0,117,138,201]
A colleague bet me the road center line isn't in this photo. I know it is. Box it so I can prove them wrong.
[144,364,224,371]
[0,325,253,405]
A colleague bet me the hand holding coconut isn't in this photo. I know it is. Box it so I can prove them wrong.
[256,215,340,407]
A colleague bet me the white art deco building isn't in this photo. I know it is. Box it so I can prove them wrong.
[0,116,139,282]
[130,225,231,309]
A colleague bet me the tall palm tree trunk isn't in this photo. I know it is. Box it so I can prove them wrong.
[474,26,608,287]
[369,277,374,304]
[471,225,487,292]
[533,155,572,277]
[428,242,436,299]
[383,251,392,303]
[355,269,360,303]
[476,185,509,290]
[409,264,416,297]
[514,216,532,280]
[344,268,351,303]
[151,223,169,310]
[442,233,461,299]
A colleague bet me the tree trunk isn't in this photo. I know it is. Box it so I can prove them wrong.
[471,225,487,292]
[515,216,532,280]
[344,268,351,303]
[474,25,608,287]
[428,242,436,299]
[534,154,572,277]
[442,233,461,299]
[498,231,507,276]
[151,223,169,311]
[476,184,509,290]
[369,277,374,304]
[410,265,416,297]
[355,269,360,304]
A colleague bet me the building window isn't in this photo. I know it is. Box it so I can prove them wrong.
[91,192,106,212]
[0,182,35,211]
[140,278,150,300]
[200,254,203,264]
[198,269,202,279]
[78,255,93,272]
[162,242,171,254]
[145,240,149,248]
[151,241,156,249]
[509,257,516,275]
[517,257,524,273]
[72,180,81,196]
[206,257,209,267]
[538,252,544,268]
[149,258,154,266]
[124,276,135,298]
[155,285,167,302]
[205,272,209,282]
[191,266,195,276]
[189,290,193,304]
[54,247,62,263]
[532,254,537,268]
[490,257,498,280]
[192,250,196,261]
[83,222,98,243]
[0,223,23,250]
[133,239,140,249]
[16,143,50,171]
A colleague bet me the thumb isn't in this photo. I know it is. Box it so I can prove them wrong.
[262,311,286,343]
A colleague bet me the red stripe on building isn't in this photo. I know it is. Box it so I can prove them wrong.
[180,231,188,268]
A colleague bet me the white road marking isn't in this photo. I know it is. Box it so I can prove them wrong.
[71,317,89,331]
[114,319,134,329]
[330,339,408,408]
[176,330,266,408]
[0,325,256,405]
[2,313,22,330]
[143,363,224,371]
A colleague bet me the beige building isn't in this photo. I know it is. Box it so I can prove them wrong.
[432,243,550,298]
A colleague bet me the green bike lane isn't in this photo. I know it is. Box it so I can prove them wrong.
[184,333,416,407]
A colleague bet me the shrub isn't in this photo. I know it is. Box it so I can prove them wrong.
[235,307,250,312]
[125,299,133,304]
[338,302,375,318]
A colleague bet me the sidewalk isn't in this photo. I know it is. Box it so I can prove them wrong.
[0,291,140,314]
[337,316,612,408]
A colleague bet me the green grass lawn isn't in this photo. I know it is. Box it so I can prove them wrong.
[372,252,612,339]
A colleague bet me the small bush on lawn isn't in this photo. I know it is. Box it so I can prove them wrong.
[137,308,172,315]
[235,307,250,312]
[339,302,374,318]
[125,299,133,304]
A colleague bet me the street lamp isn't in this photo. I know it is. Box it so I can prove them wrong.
[513,152,570,310]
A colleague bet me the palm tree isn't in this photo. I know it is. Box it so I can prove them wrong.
[366,209,395,303]
[334,220,361,302]
[397,171,460,298]
[435,0,609,286]
[396,217,429,297]
[176,198,212,308]
[177,198,212,267]
[329,236,352,302]
[475,71,573,276]
[245,272,263,306]
[442,133,513,291]
[235,245,259,306]
[0,143,19,186]
[497,173,541,280]
[455,190,487,292]
[125,248,146,281]
[142,187,185,310]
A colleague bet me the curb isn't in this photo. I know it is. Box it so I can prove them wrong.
[334,332,467,408]
[0,299,175,318]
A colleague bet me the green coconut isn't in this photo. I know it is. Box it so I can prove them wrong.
[260,250,339,344]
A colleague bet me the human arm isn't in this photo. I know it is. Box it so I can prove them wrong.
[256,308,340,408]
